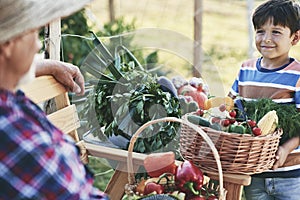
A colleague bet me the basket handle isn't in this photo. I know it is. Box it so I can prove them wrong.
[126,117,226,199]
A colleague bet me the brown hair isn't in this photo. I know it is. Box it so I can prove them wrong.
[252,0,300,35]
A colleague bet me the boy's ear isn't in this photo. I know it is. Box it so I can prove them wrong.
[292,30,300,45]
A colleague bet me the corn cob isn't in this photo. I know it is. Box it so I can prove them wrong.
[204,96,234,111]
[257,110,278,135]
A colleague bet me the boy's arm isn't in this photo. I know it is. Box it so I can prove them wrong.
[273,136,300,169]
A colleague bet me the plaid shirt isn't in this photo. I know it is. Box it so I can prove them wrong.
[0,90,109,200]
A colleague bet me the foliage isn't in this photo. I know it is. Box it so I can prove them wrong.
[60,10,91,65]
[90,38,181,153]
[242,98,300,144]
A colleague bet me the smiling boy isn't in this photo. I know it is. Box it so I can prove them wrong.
[228,0,300,199]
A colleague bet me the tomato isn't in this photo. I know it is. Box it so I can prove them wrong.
[221,119,230,127]
[211,117,221,124]
[144,152,176,177]
[207,195,218,200]
[229,110,236,118]
[247,120,257,128]
[218,104,226,112]
[229,118,236,124]
[143,182,164,195]
[252,127,262,136]
[196,108,204,116]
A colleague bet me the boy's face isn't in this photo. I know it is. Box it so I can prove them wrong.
[255,19,299,62]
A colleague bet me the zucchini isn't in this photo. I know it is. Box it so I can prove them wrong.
[229,124,246,134]
[187,115,210,127]
[209,123,222,131]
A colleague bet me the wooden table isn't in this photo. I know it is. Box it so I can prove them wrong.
[85,143,251,200]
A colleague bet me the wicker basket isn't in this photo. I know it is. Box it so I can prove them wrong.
[124,117,227,200]
[180,114,283,175]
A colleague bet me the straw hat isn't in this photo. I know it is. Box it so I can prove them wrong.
[0,0,92,44]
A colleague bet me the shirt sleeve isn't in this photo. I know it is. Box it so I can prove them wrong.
[0,119,109,199]
[294,78,300,109]
[31,132,109,199]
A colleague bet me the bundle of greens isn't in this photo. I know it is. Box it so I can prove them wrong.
[241,98,300,144]
[88,33,181,153]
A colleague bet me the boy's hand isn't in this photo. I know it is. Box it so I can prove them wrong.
[273,146,289,170]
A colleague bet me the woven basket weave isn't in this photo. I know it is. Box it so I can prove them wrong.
[180,114,283,175]
[125,117,227,200]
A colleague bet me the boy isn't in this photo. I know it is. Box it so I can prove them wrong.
[228,0,300,199]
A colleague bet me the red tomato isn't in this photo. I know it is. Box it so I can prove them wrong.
[219,104,226,112]
[221,119,230,127]
[247,120,257,128]
[143,182,164,195]
[229,110,236,118]
[211,117,221,124]
[144,152,176,177]
[196,108,204,116]
[252,127,262,136]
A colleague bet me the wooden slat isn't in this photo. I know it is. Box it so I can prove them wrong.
[85,143,251,185]
[204,171,251,186]
[47,104,80,137]
[85,143,146,166]
[19,76,67,104]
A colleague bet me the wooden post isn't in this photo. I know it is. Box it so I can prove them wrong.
[45,19,61,61]
[193,0,203,77]
[109,0,115,22]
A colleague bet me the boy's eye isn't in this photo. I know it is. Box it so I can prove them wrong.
[272,30,281,34]
[256,30,264,34]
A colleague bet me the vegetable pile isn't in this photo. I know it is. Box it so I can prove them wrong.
[123,152,219,200]
[186,96,282,137]
[90,35,181,153]
[242,98,300,144]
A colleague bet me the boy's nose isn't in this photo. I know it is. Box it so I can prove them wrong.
[263,33,272,43]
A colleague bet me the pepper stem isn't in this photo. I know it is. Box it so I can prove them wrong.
[184,182,200,195]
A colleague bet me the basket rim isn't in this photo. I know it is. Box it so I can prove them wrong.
[126,117,226,200]
[182,113,283,140]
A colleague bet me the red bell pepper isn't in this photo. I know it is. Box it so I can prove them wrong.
[189,196,206,200]
[175,160,204,195]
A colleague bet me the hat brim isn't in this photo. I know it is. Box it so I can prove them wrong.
[0,0,92,44]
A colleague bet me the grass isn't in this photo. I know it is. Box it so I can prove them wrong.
[85,0,300,198]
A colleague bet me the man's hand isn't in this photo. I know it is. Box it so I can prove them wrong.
[35,58,85,96]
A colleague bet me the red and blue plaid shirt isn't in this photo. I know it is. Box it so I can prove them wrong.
[0,90,109,200]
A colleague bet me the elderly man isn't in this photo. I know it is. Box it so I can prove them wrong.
[0,0,109,199]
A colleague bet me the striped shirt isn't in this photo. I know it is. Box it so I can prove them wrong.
[230,57,300,108]
[229,57,300,178]
[0,90,109,200]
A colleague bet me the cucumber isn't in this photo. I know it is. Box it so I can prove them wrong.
[209,123,222,131]
[229,124,246,134]
[187,101,199,113]
[187,115,210,127]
